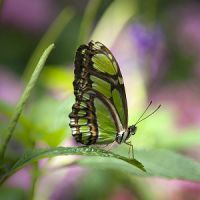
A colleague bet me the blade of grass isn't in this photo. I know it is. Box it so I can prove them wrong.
[90,0,136,47]
[78,0,102,44]
[29,161,39,200]
[22,8,74,82]
[0,44,55,160]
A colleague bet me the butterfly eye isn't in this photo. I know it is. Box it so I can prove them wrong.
[128,125,137,135]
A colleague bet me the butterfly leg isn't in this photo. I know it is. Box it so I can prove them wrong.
[104,141,118,151]
[125,141,134,159]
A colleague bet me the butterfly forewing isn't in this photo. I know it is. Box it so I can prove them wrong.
[69,41,128,145]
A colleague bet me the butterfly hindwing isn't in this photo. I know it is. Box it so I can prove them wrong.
[69,41,128,145]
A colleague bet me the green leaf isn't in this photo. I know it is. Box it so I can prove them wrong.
[136,149,200,181]
[77,149,200,182]
[0,44,55,160]
[0,146,145,184]
[1,147,200,185]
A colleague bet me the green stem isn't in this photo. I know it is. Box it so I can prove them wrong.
[0,44,54,160]
[78,0,102,44]
[29,161,39,200]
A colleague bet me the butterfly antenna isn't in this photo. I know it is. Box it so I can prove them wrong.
[135,104,161,125]
[135,101,153,125]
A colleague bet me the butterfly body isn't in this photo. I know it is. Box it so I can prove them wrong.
[69,41,136,146]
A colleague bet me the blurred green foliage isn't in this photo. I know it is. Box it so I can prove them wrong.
[0,0,200,200]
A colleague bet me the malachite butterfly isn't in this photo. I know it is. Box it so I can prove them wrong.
[69,41,160,153]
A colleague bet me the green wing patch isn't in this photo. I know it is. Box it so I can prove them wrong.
[92,53,118,75]
[94,98,116,144]
[112,88,126,126]
[90,75,111,98]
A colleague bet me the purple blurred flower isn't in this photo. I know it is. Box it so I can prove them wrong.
[130,23,164,55]
[129,22,167,81]
[5,167,31,190]
[50,166,85,200]
[1,0,57,32]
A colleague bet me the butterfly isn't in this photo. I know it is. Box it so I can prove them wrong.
[69,41,160,156]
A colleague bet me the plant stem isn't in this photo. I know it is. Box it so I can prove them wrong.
[29,161,39,200]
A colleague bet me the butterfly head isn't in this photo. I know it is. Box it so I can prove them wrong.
[127,102,161,140]
[128,125,137,136]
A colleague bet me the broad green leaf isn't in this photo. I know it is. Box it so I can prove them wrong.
[82,149,200,181]
[136,149,200,181]
[1,147,200,185]
[0,146,145,184]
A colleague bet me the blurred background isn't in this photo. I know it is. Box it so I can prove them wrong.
[0,0,200,199]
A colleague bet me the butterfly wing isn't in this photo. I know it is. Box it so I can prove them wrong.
[69,41,128,145]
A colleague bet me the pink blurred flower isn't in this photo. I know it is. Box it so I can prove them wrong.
[109,188,136,200]
[130,22,167,81]
[174,3,200,55]
[151,82,200,128]
[5,167,31,190]
[50,166,85,200]
[1,0,57,32]
[147,178,200,200]
[173,180,200,200]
